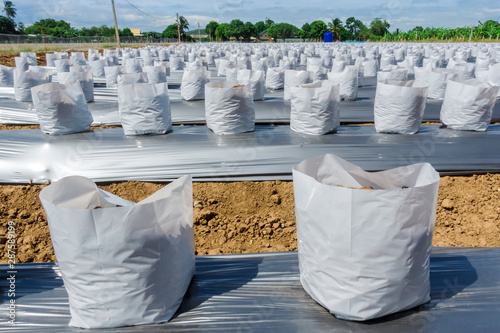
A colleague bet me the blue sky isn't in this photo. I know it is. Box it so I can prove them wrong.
[9,0,500,32]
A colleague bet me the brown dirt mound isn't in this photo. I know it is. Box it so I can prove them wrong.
[0,125,122,131]
[1,174,500,264]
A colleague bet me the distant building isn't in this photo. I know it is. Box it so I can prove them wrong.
[191,34,208,39]
[130,29,143,37]
[257,29,273,42]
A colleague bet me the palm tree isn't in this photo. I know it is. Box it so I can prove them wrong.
[3,1,16,19]
[327,18,343,41]
[177,15,189,40]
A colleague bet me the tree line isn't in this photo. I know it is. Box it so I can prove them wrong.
[161,16,500,42]
[0,0,499,42]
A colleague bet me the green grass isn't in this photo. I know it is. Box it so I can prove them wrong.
[0,42,177,54]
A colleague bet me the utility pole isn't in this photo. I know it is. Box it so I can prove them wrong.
[177,13,181,45]
[198,22,201,43]
[111,0,121,47]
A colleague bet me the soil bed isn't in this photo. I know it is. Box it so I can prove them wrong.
[1,174,499,263]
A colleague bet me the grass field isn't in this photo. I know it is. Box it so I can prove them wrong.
[0,43,177,53]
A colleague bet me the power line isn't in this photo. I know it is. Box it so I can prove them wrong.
[115,0,163,22]
[114,0,181,31]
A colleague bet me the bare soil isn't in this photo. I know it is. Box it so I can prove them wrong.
[1,174,499,263]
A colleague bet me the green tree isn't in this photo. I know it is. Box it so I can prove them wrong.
[327,18,343,40]
[120,28,133,36]
[228,19,244,38]
[162,16,189,41]
[177,16,189,37]
[0,15,15,33]
[254,21,266,35]
[299,22,311,41]
[24,19,73,36]
[3,0,15,20]
[16,21,24,33]
[345,17,365,40]
[143,31,161,38]
[205,21,219,40]
[162,24,179,39]
[215,22,229,41]
[242,21,255,41]
[370,17,390,37]
[267,22,299,42]
[265,17,274,28]
[309,20,327,41]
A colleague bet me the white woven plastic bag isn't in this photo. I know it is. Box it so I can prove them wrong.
[374,80,429,134]
[104,66,127,88]
[89,59,106,77]
[125,58,143,73]
[440,79,499,131]
[54,59,71,73]
[327,66,358,101]
[58,69,94,103]
[237,69,266,101]
[118,82,172,135]
[31,81,93,135]
[0,65,14,86]
[475,63,500,98]
[284,70,309,100]
[181,67,210,101]
[170,56,184,71]
[117,72,148,86]
[14,68,52,102]
[39,175,195,328]
[377,68,408,82]
[428,69,459,100]
[290,81,340,135]
[205,81,255,134]
[265,67,285,90]
[293,154,440,321]
[143,65,167,84]
[362,59,378,77]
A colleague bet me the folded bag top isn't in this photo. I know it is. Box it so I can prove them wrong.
[39,175,194,329]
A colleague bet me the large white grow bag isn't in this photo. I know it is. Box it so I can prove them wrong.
[104,66,127,88]
[237,69,266,101]
[0,65,14,86]
[327,66,358,101]
[118,82,172,135]
[39,175,195,328]
[377,68,408,82]
[475,63,500,98]
[265,67,285,90]
[143,65,167,84]
[374,80,429,134]
[54,59,71,73]
[205,81,255,135]
[31,81,93,135]
[58,69,94,103]
[440,79,499,131]
[284,70,309,100]
[427,69,459,100]
[293,154,440,321]
[290,81,340,135]
[14,68,52,102]
[181,67,210,101]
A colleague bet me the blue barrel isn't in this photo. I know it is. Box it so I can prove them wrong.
[324,31,333,43]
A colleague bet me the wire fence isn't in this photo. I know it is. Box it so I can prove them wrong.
[0,33,178,44]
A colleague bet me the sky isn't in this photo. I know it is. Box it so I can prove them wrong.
[9,0,500,33]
